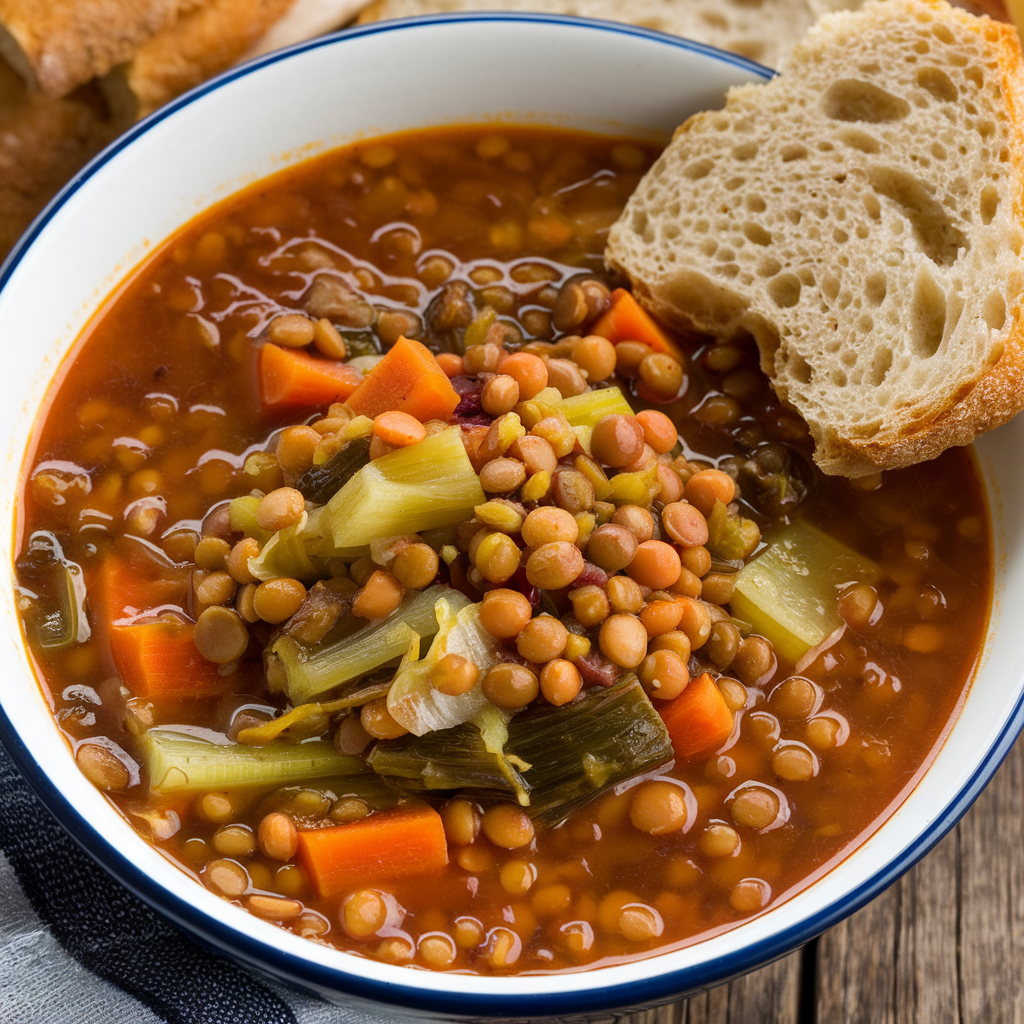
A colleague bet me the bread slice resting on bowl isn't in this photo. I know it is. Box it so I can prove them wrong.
[605,0,1024,477]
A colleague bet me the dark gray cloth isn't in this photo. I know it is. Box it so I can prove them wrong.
[0,739,399,1024]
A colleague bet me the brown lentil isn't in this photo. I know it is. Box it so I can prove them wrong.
[194,606,250,663]
[525,542,584,589]
[586,523,638,572]
[539,659,583,706]
[522,506,578,547]
[599,613,648,669]
[638,650,689,701]
[482,804,535,849]
[590,415,644,468]
[481,664,539,709]
[253,578,307,623]
[479,589,532,639]
[431,653,480,696]
[516,615,568,662]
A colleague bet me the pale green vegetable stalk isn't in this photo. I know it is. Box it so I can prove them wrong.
[228,496,273,545]
[387,593,507,736]
[369,677,671,822]
[559,386,634,427]
[249,514,325,582]
[304,427,485,557]
[276,585,450,705]
[142,728,364,794]
[731,520,879,663]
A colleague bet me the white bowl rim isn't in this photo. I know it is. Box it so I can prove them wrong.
[0,12,1021,1019]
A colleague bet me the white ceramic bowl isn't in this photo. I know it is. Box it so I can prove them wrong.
[1,14,1023,1021]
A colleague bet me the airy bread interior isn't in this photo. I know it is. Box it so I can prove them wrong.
[606,0,1024,475]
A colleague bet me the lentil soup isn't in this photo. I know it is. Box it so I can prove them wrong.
[15,127,990,974]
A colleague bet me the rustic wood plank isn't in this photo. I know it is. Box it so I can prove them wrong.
[816,881,899,1024]
[596,734,1024,1024]
[957,734,1024,1024]
[813,732,1024,1024]
[612,949,802,1024]
[894,827,960,1024]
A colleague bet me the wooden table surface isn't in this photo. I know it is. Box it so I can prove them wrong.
[609,729,1024,1024]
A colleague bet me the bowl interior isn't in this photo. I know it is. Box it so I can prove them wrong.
[1,15,1022,1019]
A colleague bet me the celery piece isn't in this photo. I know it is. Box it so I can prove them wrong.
[559,386,634,428]
[35,560,90,650]
[731,520,880,664]
[20,532,91,651]
[315,427,485,555]
[387,593,507,736]
[607,461,660,507]
[706,500,748,560]
[142,728,364,794]
[276,585,450,704]
[369,677,672,824]
[229,496,273,545]
[249,515,324,582]
[367,715,529,804]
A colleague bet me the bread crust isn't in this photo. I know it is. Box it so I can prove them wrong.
[607,0,1024,477]
[0,0,201,98]
[102,0,296,119]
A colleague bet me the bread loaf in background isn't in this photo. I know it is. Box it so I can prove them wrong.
[358,0,1012,68]
[606,0,1024,476]
[0,0,202,98]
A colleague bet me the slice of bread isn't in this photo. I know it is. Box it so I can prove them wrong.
[358,0,827,69]
[357,0,1012,71]
[606,0,1024,476]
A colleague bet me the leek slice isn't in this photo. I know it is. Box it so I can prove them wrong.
[229,496,273,545]
[142,728,364,794]
[20,532,90,651]
[387,593,507,736]
[249,515,324,582]
[559,386,634,428]
[369,677,673,824]
[731,520,880,663]
[296,437,371,504]
[276,585,450,704]
[311,427,485,556]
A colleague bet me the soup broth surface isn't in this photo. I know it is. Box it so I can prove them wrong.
[16,127,991,974]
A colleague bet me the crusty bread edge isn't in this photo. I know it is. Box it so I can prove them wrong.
[608,1,1024,477]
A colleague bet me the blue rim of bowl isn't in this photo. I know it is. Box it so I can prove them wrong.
[1,12,1022,1019]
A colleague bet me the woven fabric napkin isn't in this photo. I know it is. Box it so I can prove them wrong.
[0,739,405,1024]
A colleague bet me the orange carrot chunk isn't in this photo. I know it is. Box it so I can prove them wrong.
[657,671,735,760]
[346,336,460,421]
[109,620,230,700]
[590,288,684,361]
[259,342,363,410]
[373,410,427,447]
[93,554,187,627]
[297,805,449,899]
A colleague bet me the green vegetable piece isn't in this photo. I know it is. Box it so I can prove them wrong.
[387,593,507,737]
[463,306,497,348]
[730,520,880,664]
[315,426,486,555]
[296,437,372,504]
[559,386,634,428]
[229,496,273,545]
[369,677,673,824]
[275,585,450,704]
[249,516,324,582]
[340,330,381,359]
[706,500,747,560]
[22,532,90,651]
[142,728,365,794]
